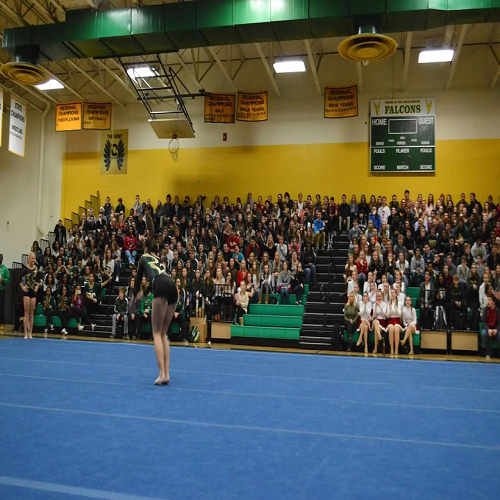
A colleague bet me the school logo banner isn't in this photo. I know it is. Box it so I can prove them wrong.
[236,91,268,122]
[83,102,111,130]
[324,85,358,118]
[0,89,3,147]
[204,93,236,124]
[8,96,26,157]
[101,129,128,175]
[56,102,82,131]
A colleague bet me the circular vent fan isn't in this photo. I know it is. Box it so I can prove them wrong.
[0,61,50,86]
[339,26,397,63]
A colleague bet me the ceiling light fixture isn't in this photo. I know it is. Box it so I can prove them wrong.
[418,49,454,63]
[126,66,155,79]
[35,78,64,90]
[273,60,306,74]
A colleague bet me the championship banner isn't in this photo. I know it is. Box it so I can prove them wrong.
[324,85,358,118]
[204,93,236,124]
[0,89,3,147]
[8,96,26,157]
[236,91,268,122]
[83,102,111,130]
[101,129,128,175]
[56,102,82,131]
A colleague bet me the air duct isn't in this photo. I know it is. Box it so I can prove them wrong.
[338,24,397,63]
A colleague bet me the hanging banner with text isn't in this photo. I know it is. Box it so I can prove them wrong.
[8,96,26,157]
[55,102,82,131]
[101,129,128,175]
[204,93,236,124]
[0,89,3,147]
[324,85,358,118]
[236,91,268,122]
[83,102,112,130]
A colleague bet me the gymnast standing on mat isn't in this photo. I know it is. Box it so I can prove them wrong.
[135,211,178,386]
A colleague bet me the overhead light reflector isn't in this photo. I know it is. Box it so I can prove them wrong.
[418,49,454,63]
[273,60,306,73]
[127,66,155,79]
[35,78,64,90]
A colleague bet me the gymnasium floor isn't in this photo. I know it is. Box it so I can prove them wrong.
[1,337,499,500]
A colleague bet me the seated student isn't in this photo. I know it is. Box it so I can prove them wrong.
[137,285,153,340]
[235,281,253,325]
[418,271,435,330]
[277,261,292,305]
[343,292,359,352]
[372,291,388,354]
[410,247,425,286]
[57,285,71,335]
[356,292,372,353]
[70,284,94,332]
[312,212,326,250]
[338,194,351,233]
[394,282,406,310]
[259,263,273,304]
[456,256,470,285]
[111,287,129,339]
[481,296,500,358]
[401,295,418,356]
[387,288,403,355]
[450,274,467,329]
[301,242,317,287]
[42,287,56,334]
[355,250,368,291]
[435,273,450,326]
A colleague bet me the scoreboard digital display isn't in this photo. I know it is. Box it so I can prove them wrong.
[370,98,436,173]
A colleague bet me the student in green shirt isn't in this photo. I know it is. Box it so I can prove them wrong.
[137,285,154,340]
[344,292,359,352]
[0,253,10,330]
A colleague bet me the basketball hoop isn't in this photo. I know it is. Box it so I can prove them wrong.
[168,133,179,161]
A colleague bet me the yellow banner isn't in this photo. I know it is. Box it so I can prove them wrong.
[236,91,268,122]
[204,93,236,124]
[56,102,82,131]
[83,102,111,130]
[101,129,128,175]
[324,85,358,119]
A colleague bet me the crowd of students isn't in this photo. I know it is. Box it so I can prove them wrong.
[10,190,500,357]
[14,192,324,340]
[342,191,500,357]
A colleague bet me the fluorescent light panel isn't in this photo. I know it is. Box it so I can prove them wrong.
[273,60,306,73]
[418,49,454,63]
[35,79,64,90]
[127,66,155,78]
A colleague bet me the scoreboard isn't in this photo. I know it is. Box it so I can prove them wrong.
[370,98,435,173]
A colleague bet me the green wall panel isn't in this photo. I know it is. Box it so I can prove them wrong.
[234,0,274,43]
[165,2,208,49]
[349,0,387,16]
[309,0,349,38]
[131,6,176,54]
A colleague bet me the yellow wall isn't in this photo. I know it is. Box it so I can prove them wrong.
[61,139,500,219]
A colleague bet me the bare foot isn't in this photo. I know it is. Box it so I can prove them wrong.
[29,335,33,339]
[24,335,28,339]
[154,376,168,386]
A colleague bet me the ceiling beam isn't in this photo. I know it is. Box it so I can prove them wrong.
[357,61,363,93]
[176,52,203,90]
[490,45,500,88]
[46,0,65,13]
[66,59,125,107]
[443,25,455,48]
[24,0,59,23]
[402,32,412,92]
[304,39,321,96]
[207,46,237,92]
[255,42,281,98]
[94,59,137,98]
[0,2,28,26]
[42,65,86,101]
[446,24,468,91]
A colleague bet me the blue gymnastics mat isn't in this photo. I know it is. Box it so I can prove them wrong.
[1,338,500,500]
